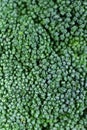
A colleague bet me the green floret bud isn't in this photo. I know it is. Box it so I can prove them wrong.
[0,0,87,129]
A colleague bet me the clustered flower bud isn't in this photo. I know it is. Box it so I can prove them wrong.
[0,0,87,129]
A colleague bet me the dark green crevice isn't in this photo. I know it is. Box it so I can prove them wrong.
[42,123,50,130]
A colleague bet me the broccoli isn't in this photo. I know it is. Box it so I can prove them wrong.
[0,0,87,130]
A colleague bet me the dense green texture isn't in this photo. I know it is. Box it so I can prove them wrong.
[0,0,87,129]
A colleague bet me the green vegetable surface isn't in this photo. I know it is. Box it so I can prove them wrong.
[0,0,87,130]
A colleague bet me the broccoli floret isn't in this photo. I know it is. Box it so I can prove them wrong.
[0,0,87,130]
